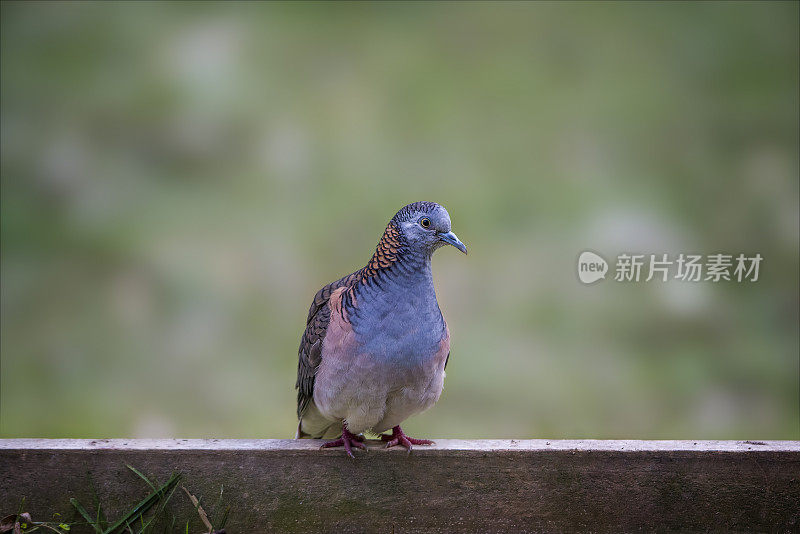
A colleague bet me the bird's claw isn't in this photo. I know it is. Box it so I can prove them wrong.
[380,426,434,452]
[320,428,367,458]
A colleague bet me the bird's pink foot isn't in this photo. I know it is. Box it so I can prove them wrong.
[380,426,434,451]
[320,426,366,458]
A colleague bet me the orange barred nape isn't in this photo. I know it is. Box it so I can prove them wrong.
[354,202,441,284]
[362,222,405,279]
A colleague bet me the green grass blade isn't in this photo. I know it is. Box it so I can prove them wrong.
[103,472,181,534]
[217,506,230,529]
[208,485,224,527]
[136,477,180,534]
[126,465,157,494]
[70,498,103,534]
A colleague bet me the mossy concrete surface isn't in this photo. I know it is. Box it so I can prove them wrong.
[1,439,799,533]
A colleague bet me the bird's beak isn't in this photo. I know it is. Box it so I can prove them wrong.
[439,231,467,254]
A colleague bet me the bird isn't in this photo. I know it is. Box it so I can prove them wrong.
[294,201,467,457]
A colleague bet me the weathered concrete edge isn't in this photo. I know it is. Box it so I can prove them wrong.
[3,439,799,532]
[1,438,798,452]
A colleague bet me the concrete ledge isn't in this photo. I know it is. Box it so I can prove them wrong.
[2,439,799,532]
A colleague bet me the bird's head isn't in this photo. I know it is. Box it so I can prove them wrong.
[391,201,467,256]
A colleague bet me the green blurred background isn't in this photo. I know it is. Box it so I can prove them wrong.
[1,1,797,440]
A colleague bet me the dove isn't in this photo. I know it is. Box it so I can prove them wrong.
[295,201,467,457]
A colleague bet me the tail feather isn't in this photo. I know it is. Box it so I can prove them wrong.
[295,402,342,439]
[295,421,305,439]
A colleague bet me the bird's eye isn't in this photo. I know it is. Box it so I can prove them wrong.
[420,217,431,229]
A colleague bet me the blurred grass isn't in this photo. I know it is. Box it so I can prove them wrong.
[1,1,798,439]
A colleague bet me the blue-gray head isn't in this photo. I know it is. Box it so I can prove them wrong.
[390,201,467,256]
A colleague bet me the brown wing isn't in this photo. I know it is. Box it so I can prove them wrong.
[295,270,361,418]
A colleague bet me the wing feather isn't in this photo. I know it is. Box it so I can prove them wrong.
[295,270,361,418]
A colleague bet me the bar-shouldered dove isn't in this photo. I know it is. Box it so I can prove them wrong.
[295,201,467,457]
